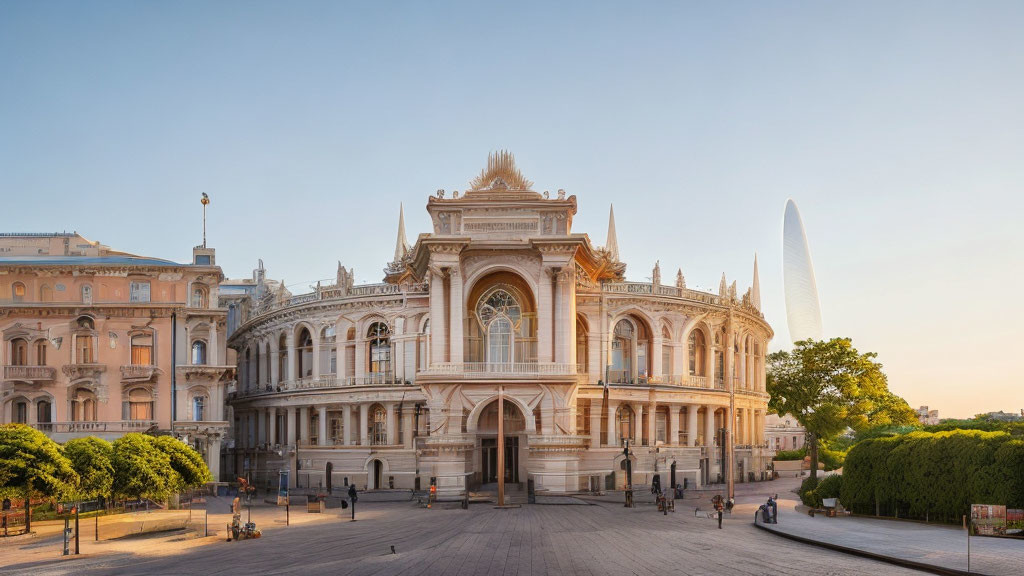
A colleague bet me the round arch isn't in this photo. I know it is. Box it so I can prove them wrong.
[462,264,539,309]
[465,394,535,434]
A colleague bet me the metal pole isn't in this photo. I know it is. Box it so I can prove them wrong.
[497,387,505,507]
[967,513,971,574]
[63,517,69,556]
[74,505,79,555]
[286,490,289,526]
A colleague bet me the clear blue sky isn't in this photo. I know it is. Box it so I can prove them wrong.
[2,1,1022,419]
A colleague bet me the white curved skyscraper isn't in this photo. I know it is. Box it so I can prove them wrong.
[783,199,823,343]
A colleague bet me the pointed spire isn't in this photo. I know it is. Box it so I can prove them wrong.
[729,280,737,301]
[751,253,761,311]
[652,260,661,286]
[393,203,410,262]
[676,268,686,289]
[606,204,620,261]
[719,273,728,297]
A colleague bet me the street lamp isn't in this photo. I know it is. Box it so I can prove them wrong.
[623,439,634,508]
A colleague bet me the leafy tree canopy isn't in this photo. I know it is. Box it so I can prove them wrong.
[0,424,77,500]
[151,436,212,491]
[767,338,917,477]
[111,433,174,501]
[64,437,114,500]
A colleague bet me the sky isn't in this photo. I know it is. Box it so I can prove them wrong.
[2,1,1022,419]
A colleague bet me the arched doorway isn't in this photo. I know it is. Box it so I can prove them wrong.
[476,399,526,487]
[326,462,333,494]
[370,459,383,490]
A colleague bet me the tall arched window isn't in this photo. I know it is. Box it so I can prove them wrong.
[10,338,28,366]
[278,334,287,382]
[616,404,634,443]
[192,395,207,421]
[688,330,707,377]
[13,400,28,424]
[74,316,97,364]
[191,341,207,365]
[39,284,52,302]
[191,285,208,308]
[661,325,673,377]
[478,289,521,364]
[367,322,391,374]
[36,400,52,424]
[611,320,634,383]
[371,404,387,445]
[71,388,97,422]
[297,328,313,378]
[11,282,26,303]
[131,333,153,365]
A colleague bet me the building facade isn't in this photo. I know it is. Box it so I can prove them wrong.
[765,413,806,452]
[225,153,774,497]
[916,405,940,426]
[0,233,231,479]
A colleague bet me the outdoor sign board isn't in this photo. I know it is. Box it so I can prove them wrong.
[277,470,289,505]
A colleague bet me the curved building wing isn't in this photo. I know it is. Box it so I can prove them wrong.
[783,199,823,343]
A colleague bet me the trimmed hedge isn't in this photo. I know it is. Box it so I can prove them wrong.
[840,430,1024,523]
[799,474,843,508]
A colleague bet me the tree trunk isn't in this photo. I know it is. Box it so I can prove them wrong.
[808,433,819,481]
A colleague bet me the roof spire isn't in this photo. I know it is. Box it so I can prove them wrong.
[751,253,761,311]
[393,203,410,262]
[606,204,620,261]
[719,272,728,297]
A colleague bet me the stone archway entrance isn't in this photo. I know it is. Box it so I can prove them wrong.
[476,399,526,487]
[369,459,383,490]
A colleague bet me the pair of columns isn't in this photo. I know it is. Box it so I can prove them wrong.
[593,401,727,448]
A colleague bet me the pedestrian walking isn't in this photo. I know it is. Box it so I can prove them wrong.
[348,484,358,521]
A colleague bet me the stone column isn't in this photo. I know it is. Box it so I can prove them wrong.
[318,406,328,447]
[268,408,277,445]
[634,403,644,445]
[359,403,369,446]
[538,268,553,363]
[448,268,463,364]
[386,402,397,445]
[299,406,309,446]
[286,407,297,446]
[647,401,657,445]
[286,331,296,382]
[208,436,222,481]
[312,330,321,380]
[429,269,446,364]
[746,407,754,445]
[607,400,618,447]
[403,409,414,448]
[590,400,603,448]
[651,335,663,380]
[210,322,220,366]
[343,405,352,446]
[687,404,699,447]
[270,337,280,386]
[667,404,678,446]
[704,406,716,447]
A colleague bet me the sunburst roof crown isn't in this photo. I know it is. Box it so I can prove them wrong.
[468,151,534,192]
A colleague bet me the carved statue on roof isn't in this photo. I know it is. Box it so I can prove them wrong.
[676,268,686,289]
[468,150,534,191]
[652,261,661,287]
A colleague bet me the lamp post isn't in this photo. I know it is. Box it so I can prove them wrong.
[200,193,210,248]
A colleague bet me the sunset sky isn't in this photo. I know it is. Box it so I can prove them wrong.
[2,1,1021,418]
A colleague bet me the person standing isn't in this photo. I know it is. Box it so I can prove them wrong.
[348,484,358,521]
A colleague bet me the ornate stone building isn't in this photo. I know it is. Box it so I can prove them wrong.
[225,153,773,497]
[0,233,231,479]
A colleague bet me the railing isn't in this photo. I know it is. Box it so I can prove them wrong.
[421,362,580,377]
[601,281,763,314]
[120,364,158,380]
[3,365,56,381]
[237,372,407,396]
[257,282,414,317]
[32,421,157,434]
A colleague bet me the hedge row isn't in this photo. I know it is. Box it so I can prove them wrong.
[841,430,1024,523]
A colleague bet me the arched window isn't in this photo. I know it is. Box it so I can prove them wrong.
[192,395,207,421]
[297,328,313,378]
[130,333,153,365]
[320,326,337,375]
[81,284,93,304]
[13,400,28,424]
[477,289,521,364]
[11,282,26,303]
[191,285,208,308]
[74,316,97,364]
[370,404,387,445]
[71,388,97,422]
[35,340,47,366]
[576,315,589,371]
[36,400,52,424]
[661,325,673,377]
[191,341,207,365]
[127,388,154,421]
[10,338,28,366]
[39,284,52,302]
[418,318,430,370]
[278,334,287,381]
[611,320,634,383]
[688,330,707,377]
[367,322,391,374]
[616,404,634,443]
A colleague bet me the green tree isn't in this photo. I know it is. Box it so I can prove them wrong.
[0,424,78,532]
[111,433,174,501]
[151,436,212,492]
[767,338,907,479]
[64,437,114,501]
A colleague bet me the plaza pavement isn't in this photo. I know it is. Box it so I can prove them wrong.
[0,478,927,576]
[754,494,1022,576]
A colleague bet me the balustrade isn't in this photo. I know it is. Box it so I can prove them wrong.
[3,365,56,382]
[422,362,579,377]
[32,421,156,434]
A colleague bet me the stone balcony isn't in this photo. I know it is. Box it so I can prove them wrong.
[418,362,582,382]
[61,363,106,380]
[3,365,56,383]
[175,364,235,382]
[32,420,156,435]
[120,364,159,382]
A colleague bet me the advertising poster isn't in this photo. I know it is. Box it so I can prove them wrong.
[971,504,1007,536]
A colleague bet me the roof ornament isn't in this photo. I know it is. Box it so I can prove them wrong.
[468,150,534,191]
[676,268,686,289]
[605,204,620,261]
[652,260,661,287]
[751,253,761,311]
[719,273,728,297]
[394,203,410,262]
